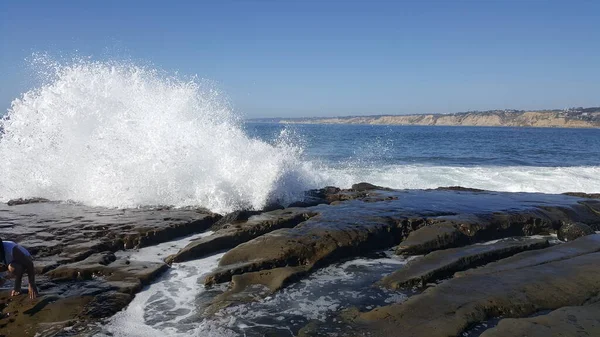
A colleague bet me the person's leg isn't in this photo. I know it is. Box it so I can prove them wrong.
[8,263,23,296]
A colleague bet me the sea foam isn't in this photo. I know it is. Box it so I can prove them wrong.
[1,56,598,213]
[0,56,321,213]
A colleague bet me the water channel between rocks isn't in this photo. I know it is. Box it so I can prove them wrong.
[97,232,412,337]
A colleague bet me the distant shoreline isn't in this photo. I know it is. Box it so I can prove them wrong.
[248,108,600,129]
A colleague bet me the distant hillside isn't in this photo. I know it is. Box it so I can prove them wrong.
[249,108,600,128]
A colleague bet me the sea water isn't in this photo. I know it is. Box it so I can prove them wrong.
[2,57,600,336]
[1,57,599,213]
[245,122,600,194]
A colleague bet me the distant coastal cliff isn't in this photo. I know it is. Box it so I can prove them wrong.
[251,108,600,128]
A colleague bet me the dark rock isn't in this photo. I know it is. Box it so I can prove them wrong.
[167,208,317,264]
[306,185,383,204]
[261,203,285,212]
[436,186,486,192]
[0,202,223,336]
[562,192,600,199]
[395,222,469,255]
[286,186,345,208]
[83,291,133,318]
[351,182,385,191]
[456,234,600,278]
[350,252,600,337]
[380,238,550,289]
[211,209,262,230]
[204,214,404,286]
[557,222,595,241]
[305,186,341,199]
[6,198,50,206]
[204,265,309,315]
[288,201,318,208]
[396,210,563,256]
[0,292,93,337]
[47,253,168,289]
[203,191,600,315]
[481,302,600,337]
[2,188,600,336]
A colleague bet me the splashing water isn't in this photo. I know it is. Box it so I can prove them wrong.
[0,56,323,213]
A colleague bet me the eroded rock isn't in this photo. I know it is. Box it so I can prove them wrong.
[0,202,221,337]
[2,187,600,336]
[395,208,570,255]
[380,237,550,289]
[204,265,309,315]
[204,215,404,286]
[351,252,600,337]
[0,293,94,337]
[557,221,595,241]
[351,182,385,191]
[395,222,469,255]
[563,192,600,199]
[167,208,317,264]
[456,234,600,278]
[202,190,600,317]
[481,301,600,337]
[6,197,50,206]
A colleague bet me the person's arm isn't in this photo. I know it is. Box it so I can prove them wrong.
[9,262,24,296]
[12,247,37,299]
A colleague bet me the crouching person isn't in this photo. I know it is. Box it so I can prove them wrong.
[0,238,38,299]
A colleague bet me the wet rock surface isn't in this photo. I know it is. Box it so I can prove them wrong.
[557,221,595,241]
[480,301,600,337]
[196,189,600,325]
[0,202,220,337]
[456,234,600,278]
[343,250,600,337]
[2,187,600,337]
[300,234,600,337]
[166,208,317,264]
[379,237,550,289]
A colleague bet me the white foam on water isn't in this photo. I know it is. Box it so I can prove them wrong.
[2,55,597,216]
[99,252,226,337]
[97,247,409,337]
[322,164,600,194]
[1,55,598,214]
[115,231,214,263]
[0,55,324,213]
[206,253,410,335]
[475,234,560,246]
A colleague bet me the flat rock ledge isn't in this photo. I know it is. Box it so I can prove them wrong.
[456,234,600,278]
[300,234,600,337]
[0,203,221,337]
[166,208,318,264]
[378,237,550,289]
[480,301,600,337]
[2,187,600,336]
[199,190,600,317]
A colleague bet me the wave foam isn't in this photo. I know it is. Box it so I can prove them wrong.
[322,164,600,194]
[1,56,598,213]
[0,56,322,213]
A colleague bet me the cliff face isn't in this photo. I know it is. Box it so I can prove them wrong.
[279,111,600,128]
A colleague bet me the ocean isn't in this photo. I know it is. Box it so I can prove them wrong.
[245,122,600,194]
[1,58,600,336]
[1,58,599,215]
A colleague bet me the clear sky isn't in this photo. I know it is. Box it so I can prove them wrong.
[1,0,599,118]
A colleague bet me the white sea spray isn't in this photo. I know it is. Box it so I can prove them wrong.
[0,55,324,213]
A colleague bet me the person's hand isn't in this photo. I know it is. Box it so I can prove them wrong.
[28,285,38,299]
[10,290,20,297]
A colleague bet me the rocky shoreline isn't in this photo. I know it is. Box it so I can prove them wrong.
[1,185,599,337]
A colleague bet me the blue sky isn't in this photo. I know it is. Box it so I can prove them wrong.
[1,0,599,118]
